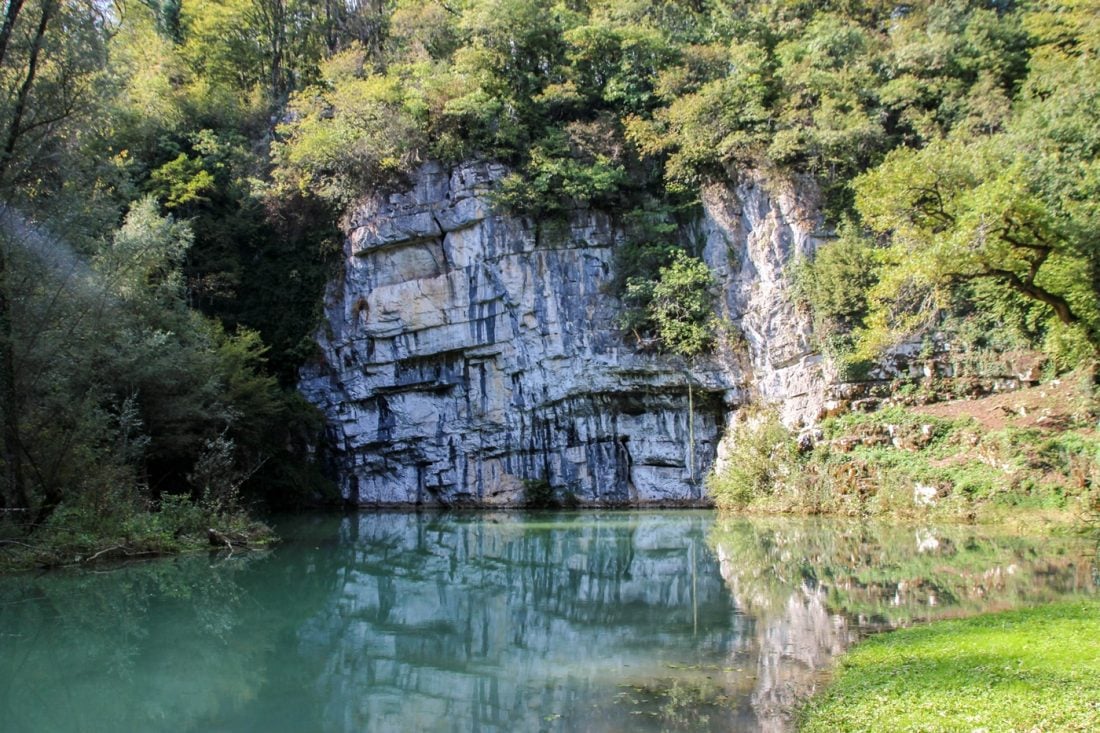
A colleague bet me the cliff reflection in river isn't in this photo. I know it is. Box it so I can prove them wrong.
[0,513,1093,733]
[296,511,748,732]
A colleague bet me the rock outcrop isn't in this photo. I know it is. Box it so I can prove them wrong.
[299,162,829,505]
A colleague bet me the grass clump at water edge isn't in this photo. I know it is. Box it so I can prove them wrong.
[797,601,1100,733]
[0,492,275,572]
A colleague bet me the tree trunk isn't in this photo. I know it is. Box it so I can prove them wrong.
[0,238,26,510]
[0,0,55,179]
[266,0,286,100]
[0,0,26,68]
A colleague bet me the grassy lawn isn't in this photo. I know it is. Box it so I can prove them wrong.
[799,601,1100,733]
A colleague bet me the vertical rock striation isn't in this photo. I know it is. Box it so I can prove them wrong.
[700,175,831,427]
[299,162,828,505]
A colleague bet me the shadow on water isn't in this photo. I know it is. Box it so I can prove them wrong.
[0,511,1094,733]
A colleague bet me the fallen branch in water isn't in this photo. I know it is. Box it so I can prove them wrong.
[207,528,251,552]
[84,544,124,563]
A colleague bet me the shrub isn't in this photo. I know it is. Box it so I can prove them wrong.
[620,250,717,357]
[157,493,208,538]
[522,479,558,509]
[791,221,879,344]
[706,409,797,509]
[491,127,627,217]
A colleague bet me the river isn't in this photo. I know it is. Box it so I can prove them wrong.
[0,511,1094,732]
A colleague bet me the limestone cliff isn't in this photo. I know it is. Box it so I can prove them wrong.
[299,162,829,505]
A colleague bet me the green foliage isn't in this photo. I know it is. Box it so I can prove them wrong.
[0,0,108,190]
[0,193,325,526]
[877,1,1029,144]
[633,40,774,187]
[771,11,886,188]
[811,404,1099,516]
[491,126,627,217]
[834,5,1100,363]
[178,0,328,107]
[272,50,429,204]
[707,397,1100,520]
[706,410,796,509]
[5,1,1076,254]
[96,196,192,308]
[522,478,558,509]
[792,221,878,357]
[853,135,1100,359]
[628,0,1032,209]
[0,491,273,570]
[150,153,217,209]
[156,493,208,538]
[621,249,716,357]
[799,602,1100,733]
[649,251,717,357]
[0,0,338,544]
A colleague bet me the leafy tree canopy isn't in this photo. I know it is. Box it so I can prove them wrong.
[1,0,1099,526]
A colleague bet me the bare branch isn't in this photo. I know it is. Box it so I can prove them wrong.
[84,544,124,563]
[956,266,1081,327]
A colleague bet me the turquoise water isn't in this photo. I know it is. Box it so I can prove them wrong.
[0,512,1094,732]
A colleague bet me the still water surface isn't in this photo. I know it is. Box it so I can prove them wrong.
[0,512,1095,733]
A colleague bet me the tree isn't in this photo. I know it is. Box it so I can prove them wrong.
[0,0,111,512]
[846,2,1100,361]
[772,12,885,172]
[621,249,716,486]
[853,136,1099,357]
[179,0,326,114]
[0,0,107,183]
[271,47,427,204]
[643,250,716,359]
[877,1,1028,144]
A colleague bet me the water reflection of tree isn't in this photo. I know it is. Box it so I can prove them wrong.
[708,517,1096,625]
[0,537,340,733]
[707,517,1097,733]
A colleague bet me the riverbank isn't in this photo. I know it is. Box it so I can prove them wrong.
[0,498,275,573]
[707,375,1100,523]
[798,600,1100,732]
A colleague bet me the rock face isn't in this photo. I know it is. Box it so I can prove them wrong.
[299,162,829,505]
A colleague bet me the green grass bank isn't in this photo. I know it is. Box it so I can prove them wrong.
[798,600,1100,733]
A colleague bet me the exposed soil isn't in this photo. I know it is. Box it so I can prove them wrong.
[913,378,1092,432]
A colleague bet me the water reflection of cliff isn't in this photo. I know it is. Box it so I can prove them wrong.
[0,514,1093,733]
[298,512,746,733]
[709,518,1098,733]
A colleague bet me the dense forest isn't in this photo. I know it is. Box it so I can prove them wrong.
[0,0,1096,558]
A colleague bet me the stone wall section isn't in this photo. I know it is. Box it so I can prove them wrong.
[300,162,830,505]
